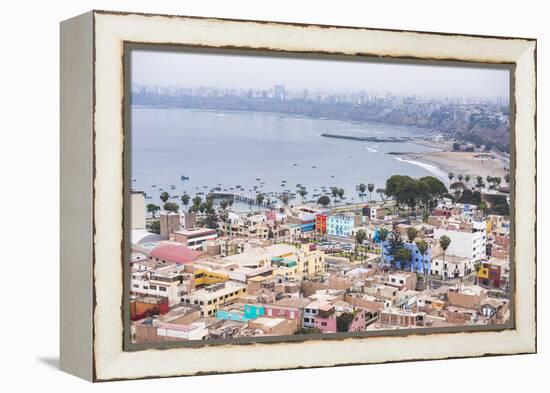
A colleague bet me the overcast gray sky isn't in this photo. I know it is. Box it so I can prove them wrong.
[131,49,510,99]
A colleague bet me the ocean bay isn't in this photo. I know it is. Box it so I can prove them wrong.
[131,107,444,210]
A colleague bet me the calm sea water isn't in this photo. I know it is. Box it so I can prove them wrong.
[131,108,444,212]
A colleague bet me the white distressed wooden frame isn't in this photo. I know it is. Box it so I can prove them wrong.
[60,10,536,382]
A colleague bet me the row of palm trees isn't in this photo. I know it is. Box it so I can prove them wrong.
[147,191,237,217]
[448,171,510,192]
[276,182,386,210]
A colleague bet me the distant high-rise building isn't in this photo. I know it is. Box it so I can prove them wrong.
[274,84,286,101]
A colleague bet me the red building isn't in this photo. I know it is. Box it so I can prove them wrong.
[316,214,327,234]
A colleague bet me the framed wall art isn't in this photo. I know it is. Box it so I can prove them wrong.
[60,10,537,381]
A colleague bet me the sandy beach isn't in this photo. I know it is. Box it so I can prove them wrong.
[400,151,509,181]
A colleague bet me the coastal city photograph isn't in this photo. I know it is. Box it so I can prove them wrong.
[127,49,512,343]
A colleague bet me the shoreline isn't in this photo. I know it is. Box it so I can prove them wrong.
[392,151,509,182]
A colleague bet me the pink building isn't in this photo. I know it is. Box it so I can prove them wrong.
[263,304,301,321]
[347,309,371,332]
[313,303,337,333]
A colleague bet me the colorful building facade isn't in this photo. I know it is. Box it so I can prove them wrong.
[316,214,327,234]
[327,214,355,238]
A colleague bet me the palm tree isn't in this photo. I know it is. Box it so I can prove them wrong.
[180,194,190,212]
[219,199,229,210]
[337,188,345,204]
[355,229,367,262]
[439,235,451,279]
[464,174,471,187]
[358,183,366,202]
[331,187,340,207]
[458,174,464,182]
[448,172,454,183]
[190,196,202,213]
[160,191,170,203]
[297,187,308,203]
[406,227,417,243]
[504,173,510,185]
[416,239,429,280]
[256,193,265,211]
[147,203,160,218]
[367,183,375,203]
[279,193,290,207]
[476,176,484,190]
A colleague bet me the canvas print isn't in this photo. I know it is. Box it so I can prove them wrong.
[127,49,512,345]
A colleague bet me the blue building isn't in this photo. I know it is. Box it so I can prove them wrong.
[327,214,355,238]
[216,304,265,322]
[381,241,432,274]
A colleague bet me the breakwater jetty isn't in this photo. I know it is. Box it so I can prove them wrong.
[321,133,409,143]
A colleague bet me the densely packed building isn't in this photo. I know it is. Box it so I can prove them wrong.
[129,192,510,343]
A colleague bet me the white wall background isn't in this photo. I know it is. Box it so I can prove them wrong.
[0,0,546,391]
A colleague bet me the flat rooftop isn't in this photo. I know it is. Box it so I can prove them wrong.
[174,227,217,237]
[222,244,297,266]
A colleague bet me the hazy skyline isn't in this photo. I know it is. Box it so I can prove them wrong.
[131,50,510,99]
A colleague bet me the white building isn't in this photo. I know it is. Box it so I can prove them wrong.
[433,226,486,261]
[172,227,218,250]
[131,263,193,306]
[430,255,474,279]
[157,321,208,341]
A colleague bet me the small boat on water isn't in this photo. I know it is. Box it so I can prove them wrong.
[293,163,298,166]
[151,185,156,187]
[312,166,316,168]
[181,175,190,180]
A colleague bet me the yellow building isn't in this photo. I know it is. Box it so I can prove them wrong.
[181,281,247,317]
[295,244,326,278]
[193,268,229,287]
